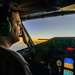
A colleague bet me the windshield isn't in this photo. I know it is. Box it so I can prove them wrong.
[23,14,75,43]
[10,14,75,51]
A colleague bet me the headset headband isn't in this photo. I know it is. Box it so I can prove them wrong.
[0,1,23,12]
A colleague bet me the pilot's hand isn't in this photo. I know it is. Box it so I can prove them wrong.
[21,28,28,44]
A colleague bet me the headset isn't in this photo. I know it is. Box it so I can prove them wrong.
[0,6,12,36]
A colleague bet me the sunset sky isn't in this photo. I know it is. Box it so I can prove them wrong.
[23,14,75,39]
[19,37,47,43]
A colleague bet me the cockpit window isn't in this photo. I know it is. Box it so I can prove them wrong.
[23,14,75,43]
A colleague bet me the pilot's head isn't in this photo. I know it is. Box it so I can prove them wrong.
[8,9,22,43]
[0,2,23,48]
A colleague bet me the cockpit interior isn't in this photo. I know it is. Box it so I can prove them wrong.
[1,0,75,75]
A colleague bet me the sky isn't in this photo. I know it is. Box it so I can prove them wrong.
[23,14,75,39]
[10,14,75,51]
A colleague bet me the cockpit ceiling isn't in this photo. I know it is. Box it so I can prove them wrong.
[1,0,75,20]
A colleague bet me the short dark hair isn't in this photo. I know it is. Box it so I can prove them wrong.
[0,6,19,25]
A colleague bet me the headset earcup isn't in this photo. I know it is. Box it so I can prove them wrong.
[0,19,11,36]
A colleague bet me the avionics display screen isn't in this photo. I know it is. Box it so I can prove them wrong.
[63,58,74,75]
[64,58,74,69]
[63,69,73,75]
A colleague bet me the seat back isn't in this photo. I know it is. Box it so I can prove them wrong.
[0,47,32,75]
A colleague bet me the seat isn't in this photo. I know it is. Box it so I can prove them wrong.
[0,46,32,75]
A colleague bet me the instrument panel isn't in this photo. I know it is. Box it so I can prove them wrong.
[18,37,75,75]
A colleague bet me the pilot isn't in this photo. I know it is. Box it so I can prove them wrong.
[0,2,32,75]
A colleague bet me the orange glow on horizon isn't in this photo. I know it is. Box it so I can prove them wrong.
[33,38,48,43]
[19,37,48,43]
[19,37,23,42]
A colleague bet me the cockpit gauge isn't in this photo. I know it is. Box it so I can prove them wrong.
[56,60,62,66]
